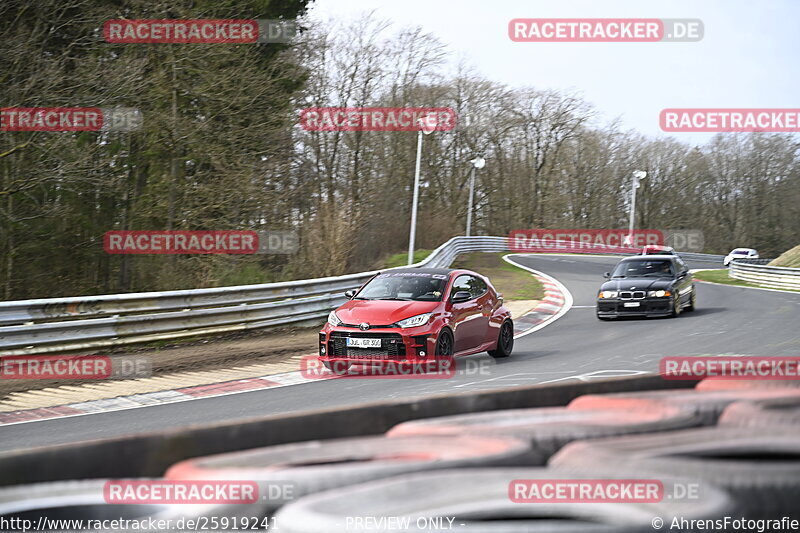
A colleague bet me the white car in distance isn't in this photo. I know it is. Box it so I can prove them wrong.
[724,248,759,266]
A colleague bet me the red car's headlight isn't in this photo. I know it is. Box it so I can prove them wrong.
[396,313,433,328]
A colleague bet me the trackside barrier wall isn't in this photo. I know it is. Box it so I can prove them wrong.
[0,237,724,356]
[0,374,695,485]
[729,261,800,291]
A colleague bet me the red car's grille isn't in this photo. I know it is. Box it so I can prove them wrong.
[328,332,406,358]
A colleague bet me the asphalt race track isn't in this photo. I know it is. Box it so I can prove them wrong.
[3,254,799,452]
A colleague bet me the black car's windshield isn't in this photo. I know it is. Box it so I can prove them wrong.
[612,260,674,278]
[355,272,448,301]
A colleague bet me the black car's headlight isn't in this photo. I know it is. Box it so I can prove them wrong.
[598,290,618,298]
[647,290,672,297]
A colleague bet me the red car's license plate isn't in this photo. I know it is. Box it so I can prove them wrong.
[346,338,382,348]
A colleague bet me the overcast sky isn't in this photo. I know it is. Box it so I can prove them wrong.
[307,0,800,145]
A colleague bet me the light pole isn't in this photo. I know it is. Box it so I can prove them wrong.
[626,170,647,245]
[408,116,437,265]
[466,157,485,236]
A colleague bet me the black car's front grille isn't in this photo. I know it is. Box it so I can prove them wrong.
[327,332,406,359]
[619,291,646,300]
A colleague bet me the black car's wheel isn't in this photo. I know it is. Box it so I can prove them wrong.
[488,320,513,359]
[685,287,697,311]
[323,360,352,374]
[435,329,454,356]
[597,314,613,321]
[671,295,682,317]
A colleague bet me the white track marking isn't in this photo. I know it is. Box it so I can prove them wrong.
[503,254,574,339]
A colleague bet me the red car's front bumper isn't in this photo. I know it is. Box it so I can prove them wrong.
[318,323,441,365]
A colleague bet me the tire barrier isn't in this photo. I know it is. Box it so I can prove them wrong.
[549,427,800,519]
[386,405,701,464]
[271,468,734,533]
[8,372,798,524]
[719,396,800,428]
[165,435,533,512]
[696,378,800,392]
[569,388,800,426]
[0,374,692,485]
[0,479,257,533]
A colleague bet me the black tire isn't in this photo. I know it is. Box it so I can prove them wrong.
[719,396,800,428]
[273,468,734,533]
[685,286,697,311]
[165,435,533,513]
[570,388,800,426]
[387,403,700,464]
[597,314,613,321]
[434,328,454,356]
[697,378,800,391]
[323,360,351,374]
[550,426,800,519]
[488,320,513,358]
[670,295,682,317]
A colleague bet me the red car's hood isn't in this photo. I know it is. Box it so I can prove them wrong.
[336,299,440,325]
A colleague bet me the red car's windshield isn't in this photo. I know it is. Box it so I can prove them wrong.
[356,273,448,301]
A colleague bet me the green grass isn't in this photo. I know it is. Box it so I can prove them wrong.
[693,268,800,292]
[769,244,800,268]
[451,252,544,300]
[384,249,433,268]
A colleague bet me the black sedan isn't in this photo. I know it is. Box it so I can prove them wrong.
[596,255,696,319]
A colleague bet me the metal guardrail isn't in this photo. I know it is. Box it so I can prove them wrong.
[0,236,509,356]
[729,261,800,291]
[732,258,773,265]
[676,252,725,262]
[0,236,725,356]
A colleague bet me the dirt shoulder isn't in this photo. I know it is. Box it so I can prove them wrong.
[0,326,320,397]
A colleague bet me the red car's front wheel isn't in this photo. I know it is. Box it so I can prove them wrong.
[489,320,513,359]
[435,329,454,356]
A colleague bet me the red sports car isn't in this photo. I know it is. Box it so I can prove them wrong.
[318,268,514,373]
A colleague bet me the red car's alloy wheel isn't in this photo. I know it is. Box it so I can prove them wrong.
[435,330,453,356]
[489,321,513,358]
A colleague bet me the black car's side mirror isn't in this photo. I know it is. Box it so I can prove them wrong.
[451,291,472,303]
[344,290,356,299]
[603,272,611,279]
